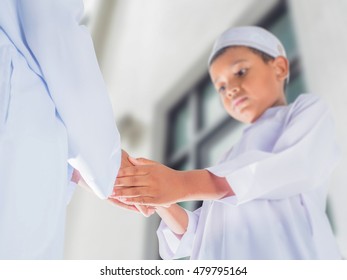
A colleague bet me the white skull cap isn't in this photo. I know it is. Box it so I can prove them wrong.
[208,26,287,66]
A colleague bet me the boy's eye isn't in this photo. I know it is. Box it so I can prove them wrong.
[218,85,226,94]
[235,68,247,77]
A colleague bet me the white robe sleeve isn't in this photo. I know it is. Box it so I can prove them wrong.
[207,95,341,205]
[157,208,200,259]
[17,0,121,199]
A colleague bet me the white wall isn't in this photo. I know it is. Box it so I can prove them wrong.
[289,0,347,258]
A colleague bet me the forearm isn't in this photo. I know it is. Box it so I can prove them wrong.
[156,204,188,236]
[180,170,234,202]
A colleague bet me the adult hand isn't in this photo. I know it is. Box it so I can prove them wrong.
[71,168,81,184]
[108,197,156,217]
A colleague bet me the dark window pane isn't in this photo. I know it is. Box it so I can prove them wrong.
[200,82,228,130]
[269,13,299,62]
[178,201,200,211]
[171,157,192,171]
[169,99,192,155]
[286,75,306,103]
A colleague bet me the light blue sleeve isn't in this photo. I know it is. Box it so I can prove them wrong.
[17,0,121,199]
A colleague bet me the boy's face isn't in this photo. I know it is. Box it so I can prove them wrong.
[209,46,288,123]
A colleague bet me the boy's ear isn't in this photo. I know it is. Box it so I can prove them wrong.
[273,56,289,81]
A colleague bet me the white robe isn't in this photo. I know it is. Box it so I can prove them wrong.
[0,0,121,259]
[157,94,342,259]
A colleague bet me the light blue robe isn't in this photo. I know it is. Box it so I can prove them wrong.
[0,0,121,259]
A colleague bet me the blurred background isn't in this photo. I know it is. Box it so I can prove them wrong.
[64,0,347,259]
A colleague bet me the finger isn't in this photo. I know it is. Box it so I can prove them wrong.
[108,198,139,212]
[145,208,156,216]
[114,175,149,188]
[121,196,158,206]
[135,204,147,216]
[117,165,149,178]
[134,204,155,217]
[111,186,149,198]
[128,157,157,166]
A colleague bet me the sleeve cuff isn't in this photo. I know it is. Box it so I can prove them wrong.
[206,165,253,206]
[157,209,199,259]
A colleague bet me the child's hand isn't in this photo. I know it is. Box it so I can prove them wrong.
[111,157,186,206]
[111,151,157,217]
[112,156,233,205]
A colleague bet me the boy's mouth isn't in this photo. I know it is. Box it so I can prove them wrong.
[233,96,248,110]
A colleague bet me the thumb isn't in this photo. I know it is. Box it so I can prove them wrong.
[128,156,157,166]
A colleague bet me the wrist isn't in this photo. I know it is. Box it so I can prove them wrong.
[179,169,233,201]
[178,170,204,201]
[177,170,191,202]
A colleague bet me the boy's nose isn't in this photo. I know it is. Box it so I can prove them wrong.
[226,86,240,99]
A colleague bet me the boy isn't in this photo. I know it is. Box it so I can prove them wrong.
[112,26,341,259]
